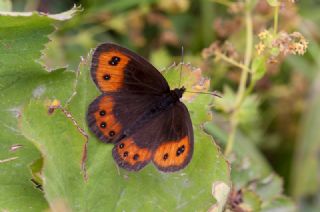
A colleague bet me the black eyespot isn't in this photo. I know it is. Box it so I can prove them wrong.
[103,74,111,80]
[123,151,128,157]
[100,122,106,128]
[119,143,124,149]
[163,153,169,160]
[176,145,185,156]
[133,154,139,160]
[109,131,115,137]
[109,56,120,66]
[99,110,106,116]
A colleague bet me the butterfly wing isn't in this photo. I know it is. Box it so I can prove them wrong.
[88,42,169,143]
[90,43,170,95]
[152,102,194,172]
[87,92,161,143]
[112,102,194,172]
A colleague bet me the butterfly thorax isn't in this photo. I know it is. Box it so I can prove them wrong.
[171,87,186,100]
[156,86,185,110]
[139,87,185,120]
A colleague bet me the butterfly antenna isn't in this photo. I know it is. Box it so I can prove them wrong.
[185,90,222,98]
[178,45,184,88]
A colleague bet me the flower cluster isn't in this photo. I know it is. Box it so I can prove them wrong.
[255,29,308,59]
[274,31,308,55]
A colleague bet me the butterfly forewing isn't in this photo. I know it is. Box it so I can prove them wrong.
[91,43,170,95]
[88,43,169,143]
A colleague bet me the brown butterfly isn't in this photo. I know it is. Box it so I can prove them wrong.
[87,43,193,172]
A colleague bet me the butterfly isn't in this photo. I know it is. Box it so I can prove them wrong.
[87,43,193,172]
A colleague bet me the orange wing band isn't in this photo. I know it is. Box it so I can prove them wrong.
[153,136,190,168]
[93,96,122,140]
[115,138,152,166]
[95,51,130,92]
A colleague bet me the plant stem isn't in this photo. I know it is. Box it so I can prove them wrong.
[224,0,253,156]
[236,2,253,107]
[215,51,251,72]
[225,112,238,156]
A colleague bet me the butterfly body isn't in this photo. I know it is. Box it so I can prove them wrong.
[122,87,186,137]
[87,43,193,172]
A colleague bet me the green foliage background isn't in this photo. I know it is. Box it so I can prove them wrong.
[0,0,319,211]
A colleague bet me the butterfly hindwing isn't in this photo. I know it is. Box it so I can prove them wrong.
[91,43,170,95]
[112,102,194,172]
[111,107,171,171]
[87,94,122,143]
[87,92,161,143]
[112,137,153,171]
[152,102,194,172]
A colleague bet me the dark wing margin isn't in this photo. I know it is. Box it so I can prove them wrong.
[90,43,170,95]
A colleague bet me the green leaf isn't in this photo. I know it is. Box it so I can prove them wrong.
[255,174,283,201]
[0,13,76,211]
[240,189,262,211]
[20,53,230,210]
[204,120,295,212]
[261,196,296,212]
[252,55,267,82]
[211,86,235,113]
[29,157,44,187]
[204,123,272,188]
[213,86,260,127]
